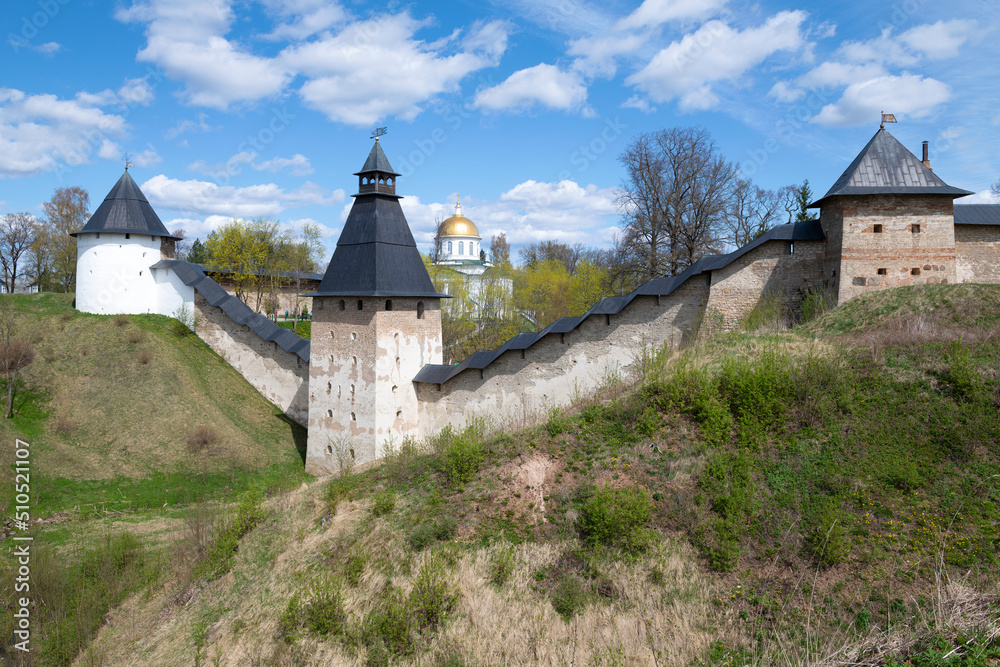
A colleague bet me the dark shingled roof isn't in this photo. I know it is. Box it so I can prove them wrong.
[355,140,399,177]
[308,143,446,299]
[413,220,824,384]
[71,171,179,239]
[809,129,972,208]
[150,260,310,362]
[954,204,1000,226]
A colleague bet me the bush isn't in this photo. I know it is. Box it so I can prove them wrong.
[434,425,485,485]
[717,347,791,440]
[551,575,587,620]
[137,348,153,365]
[434,516,458,541]
[410,524,436,551]
[302,577,347,637]
[126,329,145,344]
[490,544,516,587]
[800,286,837,323]
[344,552,367,587]
[277,593,301,643]
[372,490,396,517]
[742,289,788,332]
[806,499,848,566]
[361,588,414,657]
[194,489,266,580]
[187,426,218,454]
[940,340,985,403]
[578,484,654,556]
[408,554,459,630]
[114,314,129,327]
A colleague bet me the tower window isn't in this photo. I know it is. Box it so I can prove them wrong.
[459,241,464,255]
[912,224,921,233]
[417,301,425,319]
[357,299,363,311]
[96,233,100,239]
[448,241,453,254]
[351,412,356,421]
[911,268,921,276]
[789,242,794,255]
[338,299,345,311]
[877,268,887,275]
[125,233,130,239]
[873,224,883,233]
[385,299,392,311]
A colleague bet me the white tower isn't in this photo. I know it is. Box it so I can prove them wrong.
[73,170,192,316]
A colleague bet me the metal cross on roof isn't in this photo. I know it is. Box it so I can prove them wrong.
[370,126,388,140]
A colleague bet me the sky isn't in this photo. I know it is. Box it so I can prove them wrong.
[2,0,999,261]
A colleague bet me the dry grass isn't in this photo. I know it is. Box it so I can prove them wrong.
[114,314,129,327]
[126,329,145,345]
[187,425,220,454]
[136,348,153,365]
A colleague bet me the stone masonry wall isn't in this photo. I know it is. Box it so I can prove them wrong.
[955,225,1000,284]
[193,292,309,425]
[827,194,957,304]
[415,278,709,436]
[706,239,825,328]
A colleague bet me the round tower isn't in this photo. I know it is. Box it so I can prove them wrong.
[305,139,448,473]
[73,170,183,315]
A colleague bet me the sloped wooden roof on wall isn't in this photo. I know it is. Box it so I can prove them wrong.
[72,171,179,239]
[809,128,972,207]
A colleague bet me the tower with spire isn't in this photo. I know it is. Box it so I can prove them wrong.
[809,126,972,304]
[73,170,186,315]
[305,139,447,473]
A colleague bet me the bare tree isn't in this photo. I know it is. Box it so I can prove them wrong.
[0,213,37,293]
[489,232,511,269]
[518,240,585,274]
[40,186,90,292]
[615,127,737,284]
[172,228,191,260]
[726,181,792,248]
[431,217,445,262]
[991,179,999,199]
[0,300,36,418]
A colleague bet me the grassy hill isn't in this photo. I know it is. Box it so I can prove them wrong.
[3,285,1000,666]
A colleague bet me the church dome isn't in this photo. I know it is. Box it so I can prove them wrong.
[438,198,479,238]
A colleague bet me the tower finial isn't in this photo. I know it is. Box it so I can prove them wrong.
[455,194,462,217]
[880,112,896,130]
[122,151,134,171]
[370,126,388,141]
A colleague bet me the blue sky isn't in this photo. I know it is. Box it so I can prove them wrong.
[2,0,998,259]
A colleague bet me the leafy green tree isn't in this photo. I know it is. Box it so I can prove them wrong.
[187,238,209,265]
[568,260,612,317]
[39,186,89,292]
[204,218,286,312]
[794,179,813,223]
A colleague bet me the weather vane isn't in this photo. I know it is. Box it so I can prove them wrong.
[122,152,134,171]
[880,111,897,129]
[370,126,388,141]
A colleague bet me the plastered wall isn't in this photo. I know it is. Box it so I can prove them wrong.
[955,225,1000,284]
[193,292,309,426]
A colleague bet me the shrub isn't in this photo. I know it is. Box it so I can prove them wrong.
[361,588,414,657]
[578,484,654,556]
[940,340,985,403]
[435,425,485,485]
[194,489,266,580]
[742,289,788,332]
[409,554,459,630]
[126,329,145,345]
[137,348,153,365]
[187,426,218,454]
[806,499,848,566]
[302,577,347,637]
[277,593,301,643]
[800,286,837,323]
[717,347,791,439]
[114,314,129,327]
[693,395,733,449]
[324,475,358,514]
[545,410,570,437]
[551,575,587,620]
[409,524,436,551]
[344,552,367,586]
[372,490,396,517]
[434,516,458,541]
[489,543,517,587]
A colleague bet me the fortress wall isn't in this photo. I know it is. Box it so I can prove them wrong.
[706,239,826,328]
[414,278,710,436]
[193,292,309,426]
[955,225,1000,284]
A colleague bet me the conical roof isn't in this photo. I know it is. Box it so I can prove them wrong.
[354,140,399,177]
[309,143,446,298]
[71,171,177,238]
[809,128,971,208]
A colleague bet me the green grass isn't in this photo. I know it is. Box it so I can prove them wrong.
[278,319,311,338]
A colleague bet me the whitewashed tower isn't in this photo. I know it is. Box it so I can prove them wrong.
[305,139,446,474]
[73,170,186,315]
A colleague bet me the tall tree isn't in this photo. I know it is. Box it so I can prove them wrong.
[991,179,999,199]
[285,223,325,331]
[489,232,511,270]
[204,218,286,311]
[615,127,737,284]
[519,240,585,274]
[187,238,209,265]
[0,213,37,293]
[40,186,89,292]
[726,181,792,248]
[172,228,190,260]
[793,179,813,223]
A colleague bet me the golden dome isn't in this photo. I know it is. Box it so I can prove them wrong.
[437,197,480,238]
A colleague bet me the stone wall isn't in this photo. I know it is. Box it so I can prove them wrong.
[415,278,709,435]
[193,292,309,426]
[706,239,825,328]
[955,225,1000,284]
[824,194,957,303]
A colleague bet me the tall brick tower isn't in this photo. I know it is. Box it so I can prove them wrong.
[810,127,972,304]
[305,139,446,474]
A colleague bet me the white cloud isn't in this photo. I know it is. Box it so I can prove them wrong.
[259,0,346,40]
[473,64,589,113]
[34,42,61,55]
[116,0,290,109]
[252,154,314,175]
[282,15,509,125]
[188,151,313,178]
[768,80,805,103]
[165,112,216,140]
[899,19,979,60]
[0,88,128,177]
[567,33,650,78]
[621,95,656,113]
[131,146,163,167]
[797,61,887,89]
[117,77,155,106]
[140,175,344,217]
[956,190,999,205]
[626,11,808,107]
[98,139,122,161]
[616,0,727,31]
[810,74,951,126]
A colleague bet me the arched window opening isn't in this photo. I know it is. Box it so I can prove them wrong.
[338,299,345,311]
[459,241,464,255]
[448,241,453,254]
[417,301,425,319]
[357,299,363,311]
[385,299,392,311]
